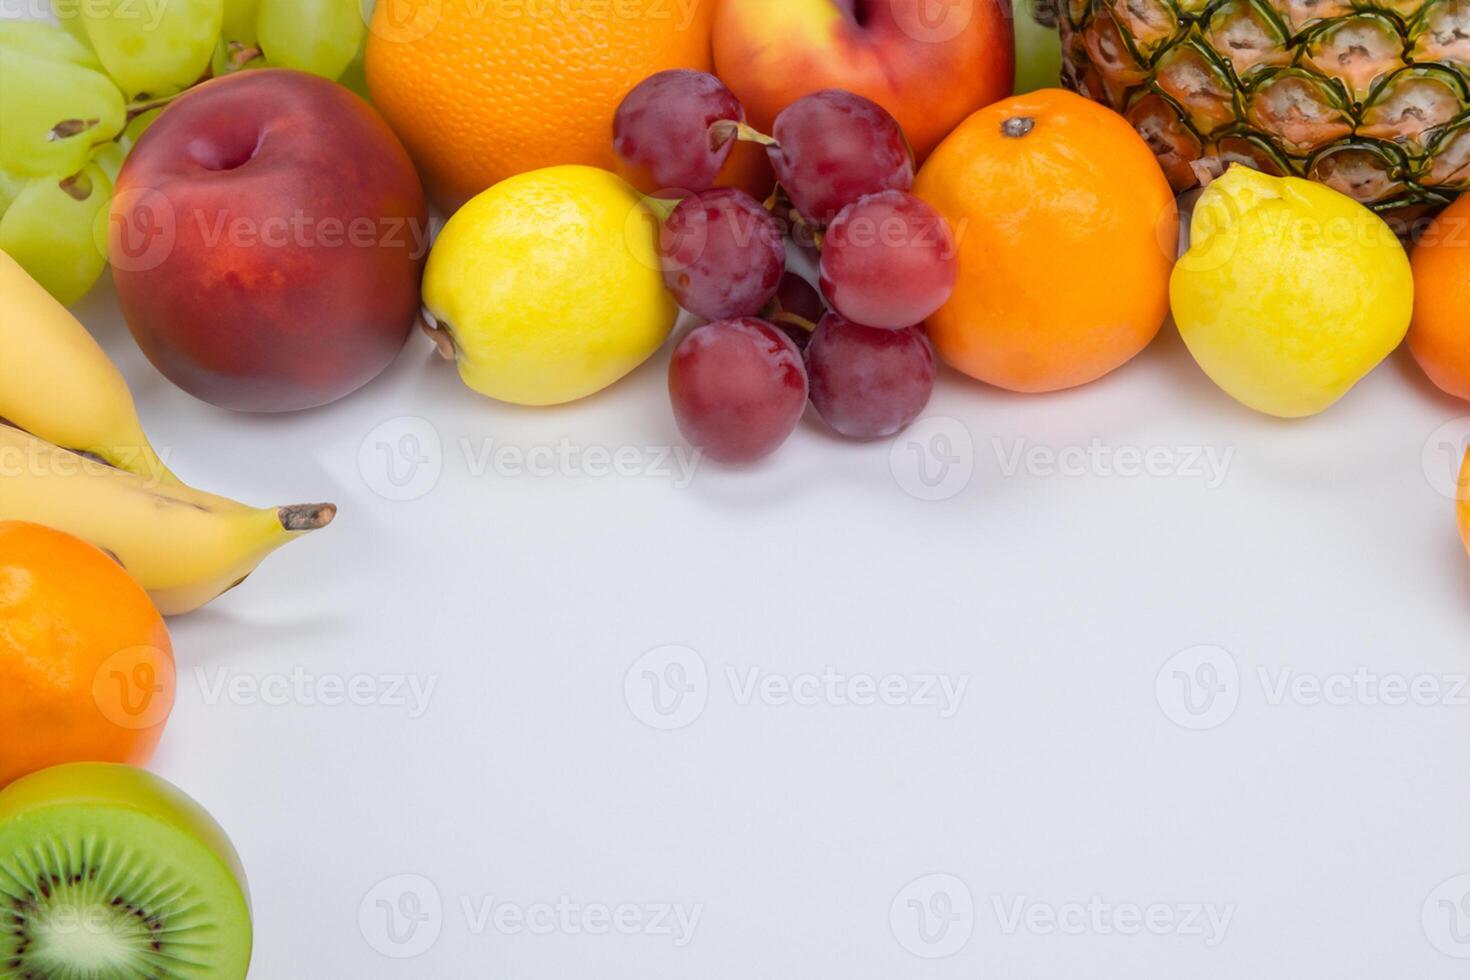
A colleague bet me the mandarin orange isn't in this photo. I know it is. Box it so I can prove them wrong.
[0,522,175,788]
[1408,194,1470,403]
[913,89,1178,392]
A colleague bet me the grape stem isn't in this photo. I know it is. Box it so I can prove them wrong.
[709,119,778,151]
[226,42,264,72]
[642,196,679,222]
[125,51,253,124]
[768,310,817,334]
[52,89,185,144]
[125,90,189,121]
[114,47,263,131]
[764,186,824,251]
[789,210,823,252]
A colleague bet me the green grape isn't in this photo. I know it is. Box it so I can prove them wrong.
[337,42,371,102]
[50,0,98,51]
[92,144,126,189]
[0,20,101,68]
[0,51,126,178]
[79,0,223,98]
[222,0,263,43]
[257,0,364,80]
[1013,0,1064,94]
[0,170,26,216]
[94,108,163,185]
[0,164,114,305]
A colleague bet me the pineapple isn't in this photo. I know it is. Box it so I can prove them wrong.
[1057,0,1470,229]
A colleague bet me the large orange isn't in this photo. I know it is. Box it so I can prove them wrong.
[1408,194,1470,403]
[0,522,175,788]
[365,0,716,209]
[913,89,1178,392]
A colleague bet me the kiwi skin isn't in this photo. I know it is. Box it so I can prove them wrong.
[0,762,252,979]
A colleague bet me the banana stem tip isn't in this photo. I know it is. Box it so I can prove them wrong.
[279,503,337,532]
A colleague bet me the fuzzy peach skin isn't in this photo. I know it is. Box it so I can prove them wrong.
[713,0,1015,163]
[111,69,427,413]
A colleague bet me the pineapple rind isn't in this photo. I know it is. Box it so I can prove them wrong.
[1059,0,1470,223]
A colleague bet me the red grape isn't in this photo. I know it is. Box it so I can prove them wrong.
[819,190,957,329]
[806,313,936,439]
[768,90,914,225]
[764,272,825,349]
[660,189,785,321]
[669,318,807,464]
[614,70,744,194]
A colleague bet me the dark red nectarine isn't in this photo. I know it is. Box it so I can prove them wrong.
[110,69,428,412]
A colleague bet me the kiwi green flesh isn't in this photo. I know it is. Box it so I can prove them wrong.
[0,781,251,978]
[0,764,250,902]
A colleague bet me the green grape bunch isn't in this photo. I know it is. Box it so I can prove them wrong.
[0,22,126,178]
[243,0,367,82]
[0,21,126,303]
[0,2,370,305]
[55,0,223,98]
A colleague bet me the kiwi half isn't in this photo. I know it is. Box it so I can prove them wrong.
[0,763,252,979]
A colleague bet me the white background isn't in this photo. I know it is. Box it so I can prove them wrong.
[75,273,1470,979]
[12,4,1470,977]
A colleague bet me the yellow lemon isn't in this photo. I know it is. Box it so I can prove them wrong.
[1170,166,1413,418]
[423,166,677,406]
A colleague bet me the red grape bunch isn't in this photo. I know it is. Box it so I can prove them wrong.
[613,72,957,464]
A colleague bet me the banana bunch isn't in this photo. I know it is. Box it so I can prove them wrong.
[0,250,176,481]
[0,252,335,614]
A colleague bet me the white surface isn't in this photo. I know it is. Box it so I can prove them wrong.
[67,268,1470,978]
[10,6,1470,976]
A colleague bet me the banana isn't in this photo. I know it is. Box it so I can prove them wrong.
[0,250,178,485]
[0,424,335,615]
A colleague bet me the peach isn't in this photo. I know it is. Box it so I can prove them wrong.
[712,0,1015,162]
[111,70,427,412]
